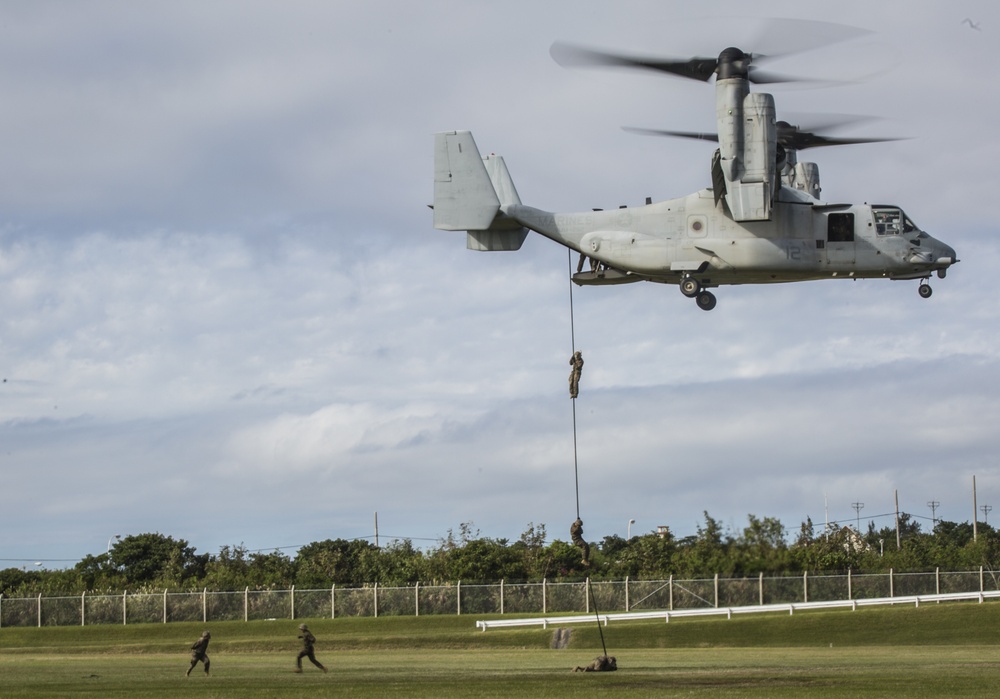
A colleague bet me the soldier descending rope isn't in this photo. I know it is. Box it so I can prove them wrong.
[568,351,584,399]
[570,517,590,566]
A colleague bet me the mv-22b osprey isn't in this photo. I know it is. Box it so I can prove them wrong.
[432,43,957,310]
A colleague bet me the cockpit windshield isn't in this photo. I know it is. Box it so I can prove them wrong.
[872,206,920,236]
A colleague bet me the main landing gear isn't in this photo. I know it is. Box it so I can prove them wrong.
[680,276,717,311]
[918,280,933,299]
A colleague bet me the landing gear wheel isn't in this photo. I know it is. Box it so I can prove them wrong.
[918,283,933,299]
[680,277,701,298]
[696,291,717,311]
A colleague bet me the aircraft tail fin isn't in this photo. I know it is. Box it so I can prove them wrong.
[433,131,528,251]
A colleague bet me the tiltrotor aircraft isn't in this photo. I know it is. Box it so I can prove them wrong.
[432,41,957,311]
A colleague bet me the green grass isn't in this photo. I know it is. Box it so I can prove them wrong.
[2,603,999,697]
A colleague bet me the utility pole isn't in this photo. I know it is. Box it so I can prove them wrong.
[927,500,940,529]
[981,504,992,526]
[374,511,380,548]
[973,476,978,542]
[824,492,829,540]
[894,489,901,550]
[852,502,865,533]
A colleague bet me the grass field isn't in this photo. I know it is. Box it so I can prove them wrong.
[2,602,1000,697]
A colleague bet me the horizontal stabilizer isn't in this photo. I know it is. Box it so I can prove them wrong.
[467,228,528,251]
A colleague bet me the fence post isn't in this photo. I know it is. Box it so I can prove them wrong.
[848,568,853,600]
[803,572,808,603]
[669,575,673,611]
[585,578,590,614]
[935,567,940,596]
[625,577,630,611]
[543,578,547,614]
[244,587,249,623]
[290,585,295,621]
[163,589,168,624]
[0,592,3,629]
[38,592,42,628]
[714,574,719,608]
[331,584,336,620]
[202,588,207,623]
[980,566,985,593]
[374,582,379,618]
[890,568,894,599]
[500,579,504,615]
[457,581,461,616]
[123,590,128,626]
[415,582,420,617]
[81,591,86,626]
[759,572,764,606]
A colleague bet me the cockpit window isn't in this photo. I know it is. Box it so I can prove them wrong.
[873,206,920,236]
[873,207,902,235]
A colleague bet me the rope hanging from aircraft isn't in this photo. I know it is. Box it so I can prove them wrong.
[568,249,582,521]
[566,251,592,571]
[566,265,610,663]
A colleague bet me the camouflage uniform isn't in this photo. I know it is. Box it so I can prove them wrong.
[574,655,617,672]
[568,351,584,399]
[570,518,590,566]
[186,630,211,676]
[295,623,328,673]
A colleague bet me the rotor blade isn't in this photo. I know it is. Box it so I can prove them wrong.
[553,42,813,85]
[551,42,719,82]
[780,113,880,134]
[626,123,904,151]
[749,19,872,61]
[781,132,906,150]
[622,126,719,142]
[746,65,809,84]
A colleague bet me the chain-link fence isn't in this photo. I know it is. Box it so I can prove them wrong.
[1,567,995,628]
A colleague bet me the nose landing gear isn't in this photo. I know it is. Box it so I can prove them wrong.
[918,280,933,299]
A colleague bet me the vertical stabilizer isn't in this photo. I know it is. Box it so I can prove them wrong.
[433,131,501,231]
[483,154,521,207]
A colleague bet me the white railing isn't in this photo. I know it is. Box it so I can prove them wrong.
[475,589,1000,630]
[0,567,995,628]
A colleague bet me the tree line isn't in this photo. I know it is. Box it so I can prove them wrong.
[3,513,999,596]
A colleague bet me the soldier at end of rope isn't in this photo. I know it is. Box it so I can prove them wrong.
[568,351,584,399]
[574,655,617,672]
[570,517,590,566]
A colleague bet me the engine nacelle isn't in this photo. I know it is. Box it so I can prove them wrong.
[719,92,776,221]
[786,161,821,199]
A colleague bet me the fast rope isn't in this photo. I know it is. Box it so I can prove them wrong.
[588,578,609,658]
[569,252,611,662]
[568,249,581,520]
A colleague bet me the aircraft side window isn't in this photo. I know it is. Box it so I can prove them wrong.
[828,213,854,243]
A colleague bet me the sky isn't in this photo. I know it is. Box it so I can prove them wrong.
[2,1,999,568]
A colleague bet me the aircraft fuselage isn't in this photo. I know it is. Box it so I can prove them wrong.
[503,187,956,289]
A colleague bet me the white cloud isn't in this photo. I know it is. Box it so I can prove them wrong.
[2,0,999,565]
